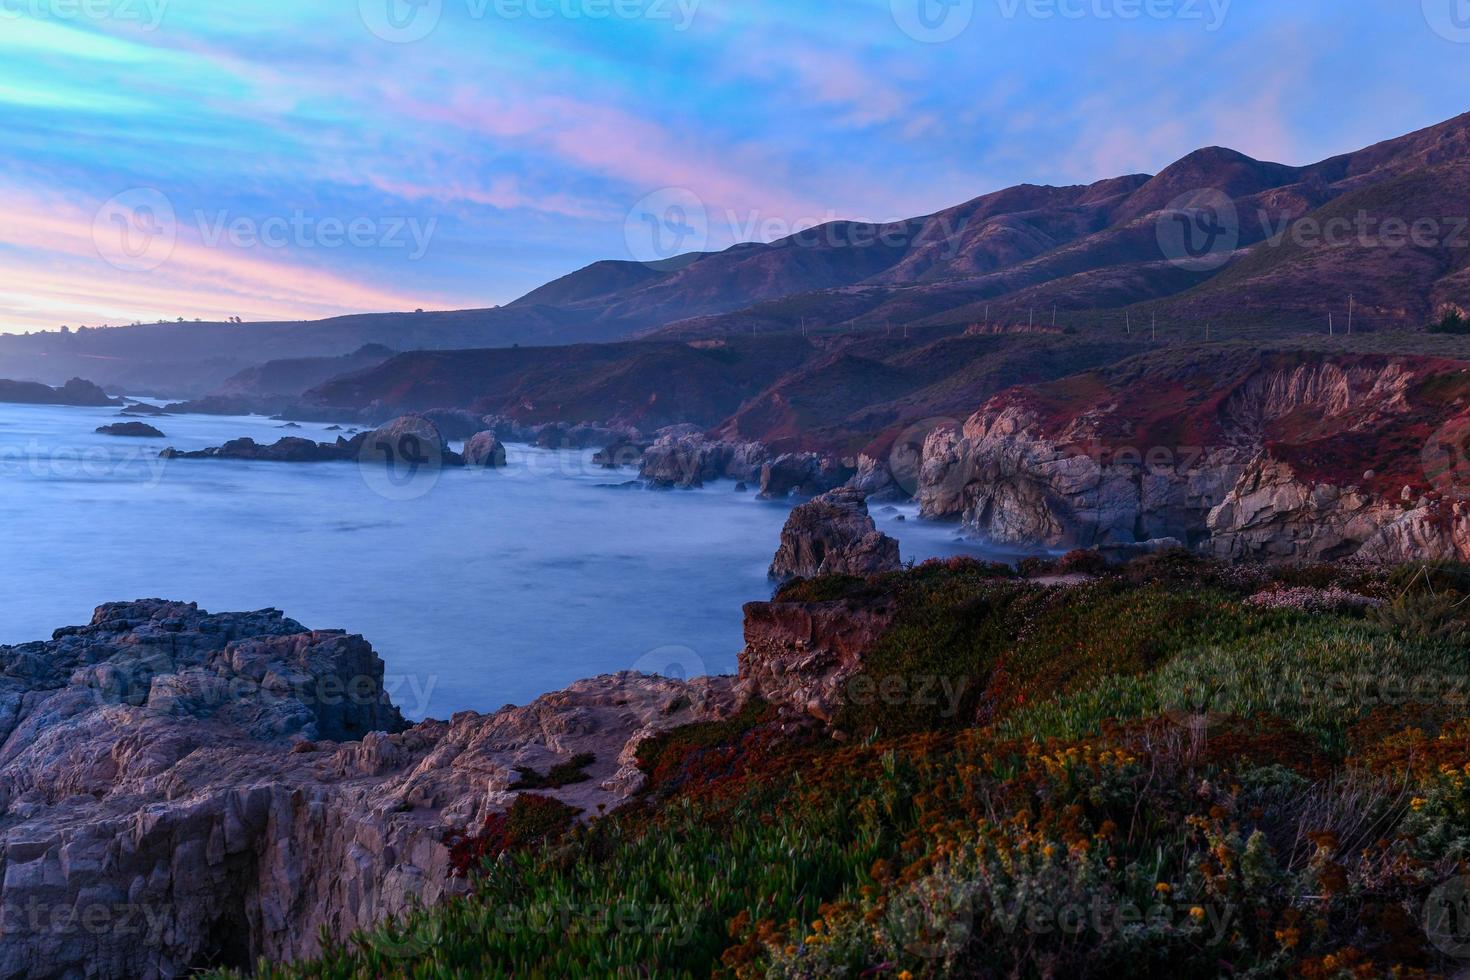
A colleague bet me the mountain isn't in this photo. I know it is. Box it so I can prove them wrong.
[5,112,1469,396]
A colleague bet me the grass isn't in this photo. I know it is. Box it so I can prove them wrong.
[222,557,1470,979]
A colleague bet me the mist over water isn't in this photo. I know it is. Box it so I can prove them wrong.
[0,403,1004,720]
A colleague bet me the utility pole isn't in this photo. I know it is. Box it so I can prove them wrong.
[1348,295,1354,335]
[1125,311,1131,336]
[1151,313,1157,341]
[1029,308,1034,329]
[1051,304,1057,328]
[984,305,989,328]
[1329,312,1334,336]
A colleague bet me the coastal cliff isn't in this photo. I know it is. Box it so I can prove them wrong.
[915,349,1470,562]
[0,601,734,978]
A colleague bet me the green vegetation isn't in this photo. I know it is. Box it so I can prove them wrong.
[509,753,597,790]
[229,556,1470,978]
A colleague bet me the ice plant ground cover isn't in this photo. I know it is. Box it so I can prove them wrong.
[232,555,1470,977]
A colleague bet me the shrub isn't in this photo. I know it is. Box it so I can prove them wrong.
[1016,554,1058,578]
[1055,548,1111,576]
[443,794,582,877]
[1245,585,1382,614]
[509,752,596,790]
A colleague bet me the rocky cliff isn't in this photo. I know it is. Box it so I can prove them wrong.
[0,601,734,978]
[915,349,1470,562]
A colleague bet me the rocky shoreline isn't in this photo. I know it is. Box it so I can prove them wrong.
[0,601,745,978]
[0,571,912,978]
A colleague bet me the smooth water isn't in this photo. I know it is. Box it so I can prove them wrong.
[0,402,1000,719]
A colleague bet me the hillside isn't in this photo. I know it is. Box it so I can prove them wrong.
[217,555,1470,978]
[5,112,1469,397]
[300,330,1151,451]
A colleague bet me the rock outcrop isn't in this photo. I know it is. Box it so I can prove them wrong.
[915,351,1470,562]
[463,431,507,468]
[162,417,466,467]
[0,601,734,979]
[738,595,899,725]
[917,409,1246,550]
[638,433,769,488]
[96,422,165,438]
[1206,456,1470,562]
[162,435,366,463]
[768,489,902,582]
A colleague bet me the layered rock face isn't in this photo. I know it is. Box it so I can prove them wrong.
[916,353,1470,562]
[1207,457,1470,562]
[739,596,898,726]
[917,410,1246,550]
[768,489,902,582]
[0,601,732,979]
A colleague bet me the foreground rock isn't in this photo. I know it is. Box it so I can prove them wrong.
[0,601,734,978]
[96,421,165,438]
[0,377,117,407]
[739,588,900,726]
[768,488,902,581]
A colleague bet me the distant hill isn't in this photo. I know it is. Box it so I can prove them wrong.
[5,111,1468,396]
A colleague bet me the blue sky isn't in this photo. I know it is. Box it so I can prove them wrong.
[1,0,1468,332]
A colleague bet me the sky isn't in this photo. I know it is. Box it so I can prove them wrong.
[1,0,1468,334]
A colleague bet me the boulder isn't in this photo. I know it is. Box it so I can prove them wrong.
[768,488,902,581]
[463,430,508,468]
[365,416,464,467]
[96,421,165,438]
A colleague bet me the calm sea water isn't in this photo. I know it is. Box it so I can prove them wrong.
[0,402,1000,719]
